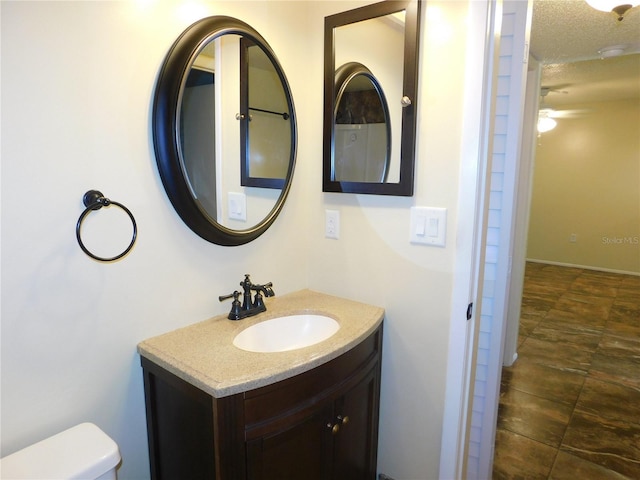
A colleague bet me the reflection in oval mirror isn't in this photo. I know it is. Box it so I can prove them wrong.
[179,34,291,230]
[180,46,217,222]
[334,62,390,183]
[241,38,291,187]
[153,16,297,246]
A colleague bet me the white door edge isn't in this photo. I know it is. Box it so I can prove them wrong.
[439,1,502,478]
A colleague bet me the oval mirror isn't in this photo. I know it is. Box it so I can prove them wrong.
[334,62,391,183]
[153,16,297,246]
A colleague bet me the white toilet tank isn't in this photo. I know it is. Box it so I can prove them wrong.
[0,423,121,480]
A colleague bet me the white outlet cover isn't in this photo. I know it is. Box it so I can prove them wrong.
[325,209,340,239]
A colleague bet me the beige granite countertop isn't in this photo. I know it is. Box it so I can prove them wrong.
[137,289,384,398]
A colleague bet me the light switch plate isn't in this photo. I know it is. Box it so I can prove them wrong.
[228,192,247,221]
[410,207,446,246]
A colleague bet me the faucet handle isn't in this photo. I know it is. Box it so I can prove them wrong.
[250,282,274,309]
[251,282,274,296]
[219,291,240,302]
[219,290,242,320]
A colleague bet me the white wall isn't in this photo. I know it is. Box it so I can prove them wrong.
[528,97,640,274]
[1,3,310,478]
[1,1,486,479]
[309,1,475,478]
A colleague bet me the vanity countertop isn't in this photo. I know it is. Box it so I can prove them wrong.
[137,289,384,398]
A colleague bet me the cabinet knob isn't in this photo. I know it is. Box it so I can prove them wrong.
[329,415,349,435]
[337,415,349,425]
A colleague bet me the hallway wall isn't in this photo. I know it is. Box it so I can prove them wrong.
[528,98,640,274]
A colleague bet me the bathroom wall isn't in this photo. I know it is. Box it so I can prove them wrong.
[1,2,310,478]
[2,1,482,479]
[528,98,640,274]
[308,2,474,478]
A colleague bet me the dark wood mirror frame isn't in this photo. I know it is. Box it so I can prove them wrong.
[323,0,420,196]
[153,16,297,246]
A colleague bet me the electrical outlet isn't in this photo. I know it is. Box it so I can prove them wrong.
[570,233,577,243]
[325,210,340,239]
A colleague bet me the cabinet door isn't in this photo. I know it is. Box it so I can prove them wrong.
[246,403,334,480]
[331,365,380,480]
[142,359,216,480]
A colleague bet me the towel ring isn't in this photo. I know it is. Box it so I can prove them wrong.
[76,190,137,262]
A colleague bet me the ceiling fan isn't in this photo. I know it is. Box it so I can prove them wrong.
[537,87,589,132]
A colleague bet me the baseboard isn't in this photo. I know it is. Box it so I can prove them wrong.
[526,258,640,277]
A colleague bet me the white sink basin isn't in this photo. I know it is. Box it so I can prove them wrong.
[233,314,340,353]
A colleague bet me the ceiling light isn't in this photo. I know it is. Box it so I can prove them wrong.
[538,89,558,133]
[598,45,626,58]
[585,0,640,21]
[537,115,557,133]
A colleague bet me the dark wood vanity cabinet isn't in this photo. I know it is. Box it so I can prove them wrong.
[141,325,382,480]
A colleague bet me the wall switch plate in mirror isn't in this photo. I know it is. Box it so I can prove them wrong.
[228,192,247,221]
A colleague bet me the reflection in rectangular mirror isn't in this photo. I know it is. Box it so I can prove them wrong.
[335,11,404,183]
[323,0,420,196]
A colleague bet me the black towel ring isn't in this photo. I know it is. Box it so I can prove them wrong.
[76,190,137,262]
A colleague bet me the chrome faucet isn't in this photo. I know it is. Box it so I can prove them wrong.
[219,274,275,320]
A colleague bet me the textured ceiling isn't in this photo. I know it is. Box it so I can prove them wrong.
[530,0,640,107]
[531,0,640,63]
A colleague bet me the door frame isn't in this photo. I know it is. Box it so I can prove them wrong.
[439,0,502,477]
[440,0,536,477]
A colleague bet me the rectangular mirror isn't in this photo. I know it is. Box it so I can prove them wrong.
[323,0,420,196]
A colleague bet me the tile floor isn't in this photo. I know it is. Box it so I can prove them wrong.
[492,262,640,479]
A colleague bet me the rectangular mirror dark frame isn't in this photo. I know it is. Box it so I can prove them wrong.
[323,0,421,196]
